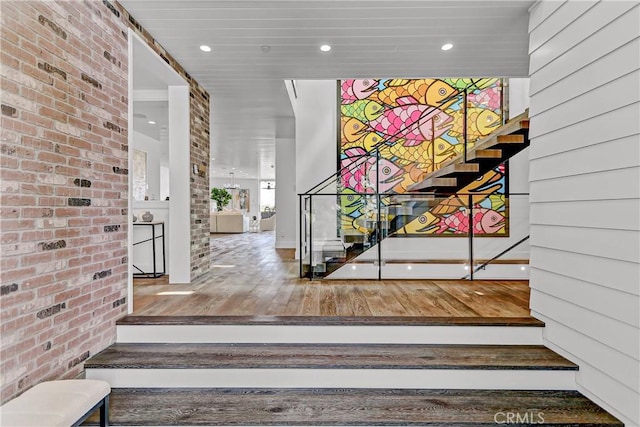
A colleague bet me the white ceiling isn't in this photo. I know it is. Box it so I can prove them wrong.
[120,0,534,181]
[133,100,168,142]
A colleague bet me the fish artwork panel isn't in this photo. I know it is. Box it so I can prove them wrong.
[368,97,453,146]
[340,147,403,194]
[339,78,507,236]
[341,100,384,123]
[435,207,506,235]
[341,79,380,104]
[377,79,458,107]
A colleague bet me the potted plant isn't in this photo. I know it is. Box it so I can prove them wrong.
[210,187,232,211]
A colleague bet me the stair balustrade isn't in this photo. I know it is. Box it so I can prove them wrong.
[300,83,531,280]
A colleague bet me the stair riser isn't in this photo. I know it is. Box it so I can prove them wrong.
[116,325,543,345]
[86,368,576,390]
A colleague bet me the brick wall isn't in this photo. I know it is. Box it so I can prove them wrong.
[0,0,210,403]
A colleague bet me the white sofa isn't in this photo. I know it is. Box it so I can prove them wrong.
[210,212,249,233]
[259,214,276,231]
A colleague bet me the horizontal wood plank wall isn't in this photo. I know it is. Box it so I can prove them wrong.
[528,1,640,425]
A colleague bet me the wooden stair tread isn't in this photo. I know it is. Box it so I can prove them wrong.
[86,343,576,370]
[84,388,623,426]
[468,148,502,161]
[116,315,544,327]
[408,110,530,192]
[435,134,524,176]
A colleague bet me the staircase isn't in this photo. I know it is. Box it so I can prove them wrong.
[83,316,623,426]
[408,110,530,193]
[303,111,531,280]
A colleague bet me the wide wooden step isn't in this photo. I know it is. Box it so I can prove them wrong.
[116,315,544,327]
[83,388,623,426]
[86,343,576,371]
[84,343,576,389]
[114,315,544,345]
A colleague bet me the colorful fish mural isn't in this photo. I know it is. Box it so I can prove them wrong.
[435,207,505,234]
[341,100,384,122]
[340,147,404,194]
[339,78,507,236]
[369,98,453,146]
[341,79,379,104]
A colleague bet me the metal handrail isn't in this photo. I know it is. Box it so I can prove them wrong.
[468,235,530,278]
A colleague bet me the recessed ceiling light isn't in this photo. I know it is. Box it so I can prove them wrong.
[200,45,212,52]
[320,44,331,52]
[441,43,453,51]
[148,120,156,125]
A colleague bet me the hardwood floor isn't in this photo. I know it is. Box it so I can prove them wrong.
[85,388,623,426]
[132,231,531,317]
[87,343,576,370]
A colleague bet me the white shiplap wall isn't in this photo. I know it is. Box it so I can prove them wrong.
[528,1,640,424]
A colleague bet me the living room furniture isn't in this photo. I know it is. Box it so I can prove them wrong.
[132,221,166,278]
[0,379,111,427]
[259,214,276,231]
[210,212,249,233]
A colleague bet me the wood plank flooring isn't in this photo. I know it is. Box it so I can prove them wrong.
[133,231,531,317]
[117,315,543,326]
[86,343,576,370]
[84,388,623,426]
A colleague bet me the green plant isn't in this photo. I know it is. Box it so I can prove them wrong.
[210,187,232,211]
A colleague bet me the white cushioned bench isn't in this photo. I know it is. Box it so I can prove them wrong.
[0,379,110,427]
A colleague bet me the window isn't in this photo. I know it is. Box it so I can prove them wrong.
[260,181,275,213]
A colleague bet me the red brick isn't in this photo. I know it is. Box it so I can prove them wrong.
[1,156,18,169]
[1,51,20,70]
[1,194,37,206]
[22,184,56,197]
[20,159,54,173]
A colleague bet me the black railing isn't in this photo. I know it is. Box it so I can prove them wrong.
[299,191,530,280]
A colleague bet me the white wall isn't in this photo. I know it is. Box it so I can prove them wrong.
[291,80,338,195]
[276,137,296,248]
[528,2,640,425]
[132,130,168,200]
[209,177,260,220]
[167,85,191,284]
[289,80,338,257]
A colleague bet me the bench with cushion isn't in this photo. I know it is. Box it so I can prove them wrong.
[0,379,110,427]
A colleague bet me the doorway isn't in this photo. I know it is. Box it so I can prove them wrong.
[127,30,190,313]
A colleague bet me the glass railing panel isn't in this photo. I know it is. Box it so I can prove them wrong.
[379,193,473,279]
[299,195,311,278]
[302,193,379,279]
[470,193,530,279]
